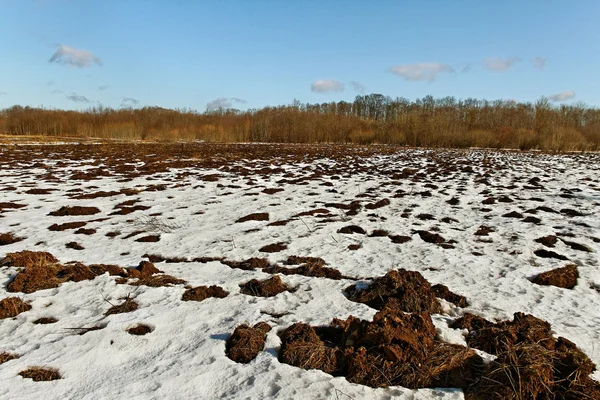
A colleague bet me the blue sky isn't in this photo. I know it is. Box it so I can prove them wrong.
[0,0,598,111]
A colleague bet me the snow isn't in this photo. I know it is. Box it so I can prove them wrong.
[1,145,599,399]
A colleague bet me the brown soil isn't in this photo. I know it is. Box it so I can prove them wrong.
[416,213,436,221]
[110,205,151,215]
[364,198,390,210]
[338,225,366,234]
[502,211,524,218]
[222,258,270,270]
[389,235,411,244]
[447,197,460,205]
[265,262,343,280]
[135,261,161,279]
[49,206,100,216]
[0,352,19,364]
[65,241,84,250]
[48,221,87,231]
[348,244,361,250]
[240,275,289,297]
[534,249,568,260]
[0,202,26,210]
[25,188,55,195]
[560,239,592,252]
[144,254,190,263]
[286,256,326,266]
[263,188,284,194]
[369,229,389,237]
[0,232,23,245]
[135,235,160,242]
[561,208,585,217]
[127,324,153,335]
[523,216,541,224]
[535,235,558,247]
[88,264,127,277]
[474,226,494,236]
[416,230,445,244]
[259,242,287,253]
[345,269,443,313]
[530,264,578,289]
[236,213,269,223]
[182,285,229,302]
[127,274,186,287]
[74,228,96,235]
[0,297,32,319]
[226,322,271,363]
[431,284,468,307]
[19,367,61,381]
[33,317,58,324]
[105,297,139,316]
[1,250,59,268]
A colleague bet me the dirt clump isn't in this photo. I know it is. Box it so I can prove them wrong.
[368,229,389,237]
[1,250,58,268]
[48,221,87,231]
[105,296,139,316]
[240,275,289,297]
[560,239,592,252]
[0,352,19,364]
[19,367,61,381]
[534,249,568,260]
[431,284,468,307]
[347,244,361,251]
[474,226,494,236]
[221,257,269,270]
[416,230,445,244]
[65,241,84,250]
[0,232,24,246]
[561,208,585,217]
[74,228,96,235]
[236,212,269,223]
[259,242,287,253]
[345,269,442,313]
[226,322,271,363]
[265,261,343,280]
[530,264,578,289]
[286,256,325,266]
[365,198,390,210]
[8,262,96,293]
[535,235,558,247]
[0,297,32,319]
[127,324,153,335]
[338,225,366,234]
[502,211,524,218]
[135,235,160,242]
[182,285,229,302]
[389,235,411,244]
[33,317,58,324]
[49,206,100,216]
[523,216,541,224]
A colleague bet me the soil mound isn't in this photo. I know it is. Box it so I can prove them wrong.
[338,225,366,234]
[48,221,87,231]
[0,297,31,319]
[240,275,289,297]
[259,242,287,253]
[534,249,568,260]
[1,250,58,268]
[502,211,524,218]
[49,206,100,216]
[135,235,160,242]
[265,262,343,280]
[416,230,445,244]
[365,198,390,210]
[389,235,411,244]
[65,241,84,250]
[105,297,138,316]
[127,324,153,335]
[530,264,578,289]
[431,284,468,307]
[182,285,229,302]
[226,322,271,363]
[535,235,558,247]
[345,269,442,313]
[236,213,269,223]
[0,233,23,246]
[19,367,61,381]
[33,317,58,324]
[222,257,270,270]
[286,256,325,266]
[0,352,19,364]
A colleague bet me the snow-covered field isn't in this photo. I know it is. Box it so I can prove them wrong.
[1,143,599,399]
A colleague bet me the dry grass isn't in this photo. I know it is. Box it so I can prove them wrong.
[0,352,19,364]
[18,367,61,381]
[0,297,32,319]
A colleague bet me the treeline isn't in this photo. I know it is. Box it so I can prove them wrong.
[1,94,600,150]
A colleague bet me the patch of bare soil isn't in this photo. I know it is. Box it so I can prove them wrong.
[221,257,269,270]
[474,226,494,236]
[65,241,84,250]
[0,232,23,245]
[369,229,389,237]
[135,235,160,242]
[25,188,55,195]
[347,244,361,250]
[530,264,578,289]
[226,322,271,363]
[182,285,229,302]
[561,208,585,217]
[338,225,366,234]
[259,242,287,253]
[240,275,289,297]
[74,228,96,235]
[0,297,32,319]
[236,213,269,223]
[18,367,61,381]
[0,352,19,364]
[286,256,326,266]
[49,206,100,216]
[110,205,151,215]
[49,221,87,231]
[143,254,189,263]
[127,324,153,335]
[33,317,58,324]
[294,208,330,217]
[534,249,568,260]
[389,235,412,244]
[416,230,445,244]
[431,284,468,307]
[502,211,524,218]
[345,269,443,313]
[364,198,390,210]
[0,202,26,211]
[105,296,139,316]
[560,238,592,252]
[263,188,284,194]
[535,235,558,247]
[1,250,59,268]
[265,261,343,280]
[523,216,541,224]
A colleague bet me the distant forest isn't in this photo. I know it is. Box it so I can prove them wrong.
[2,94,599,150]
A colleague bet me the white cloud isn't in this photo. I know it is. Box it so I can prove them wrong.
[66,93,91,103]
[350,81,366,94]
[310,80,345,93]
[483,57,520,72]
[0,91,7,96]
[98,84,110,90]
[49,45,102,68]
[532,57,547,70]
[120,97,140,107]
[50,89,64,95]
[206,97,247,111]
[388,63,454,82]
[548,90,575,102]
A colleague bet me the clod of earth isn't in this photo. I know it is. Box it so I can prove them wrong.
[127,324,153,335]
[0,352,19,364]
[240,275,289,297]
[48,221,87,231]
[364,198,390,210]
[502,211,524,218]
[236,213,269,223]
[182,285,229,302]
[416,230,445,244]
[0,232,24,246]
[530,264,578,289]
[65,241,84,250]
[560,239,592,252]
[221,258,270,270]
[0,297,32,319]
[259,242,287,253]
[226,322,271,363]
[535,235,558,247]
[135,235,160,242]
[345,269,443,313]
[48,206,100,216]
[18,367,61,381]
[431,284,468,307]
[33,317,58,324]
[105,297,139,316]
[523,216,541,224]
[368,229,389,237]
[389,235,412,244]
[534,249,568,260]
[338,225,366,234]
[264,261,343,280]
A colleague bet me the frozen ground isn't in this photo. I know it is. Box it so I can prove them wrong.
[0,143,599,399]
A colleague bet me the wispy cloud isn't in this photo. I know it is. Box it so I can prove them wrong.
[389,63,454,82]
[49,45,102,68]
[120,97,140,107]
[548,90,575,102]
[350,81,366,94]
[483,57,520,72]
[66,93,91,103]
[532,57,547,70]
[98,84,110,90]
[47,80,55,86]
[206,97,247,111]
[310,80,345,93]
[0,91,7,96]
[50,89,64,95]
